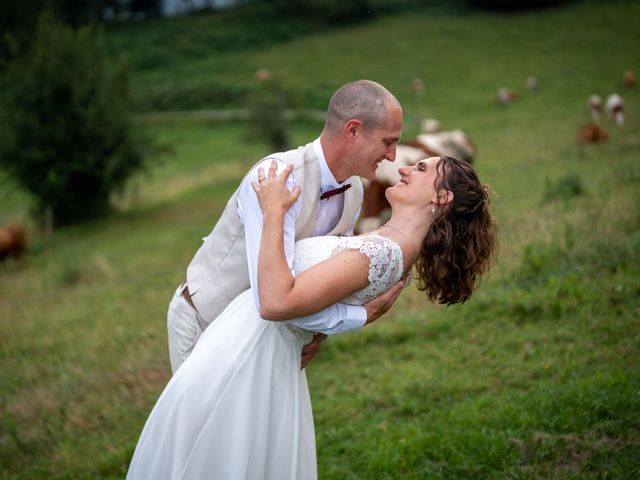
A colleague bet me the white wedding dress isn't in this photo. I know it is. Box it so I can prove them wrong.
[126,235,403,480]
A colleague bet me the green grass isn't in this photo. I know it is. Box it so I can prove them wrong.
[1,1,640,478]
[105,0,640,117]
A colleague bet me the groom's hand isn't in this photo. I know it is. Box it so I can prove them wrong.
[301,333,327,370]
[363,279,404,325]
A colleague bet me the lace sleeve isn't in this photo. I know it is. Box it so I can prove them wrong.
[332,236,404,305]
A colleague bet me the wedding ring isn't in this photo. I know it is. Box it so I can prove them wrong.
[258,177,266,183]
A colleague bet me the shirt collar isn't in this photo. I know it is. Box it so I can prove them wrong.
[313,138,343,194]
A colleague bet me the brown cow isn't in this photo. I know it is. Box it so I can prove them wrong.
[624,70,635,89]
[575,123,609,144]
[496,87,519,105]
[0,224,27,262]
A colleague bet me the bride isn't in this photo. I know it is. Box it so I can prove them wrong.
[126,155,497,479]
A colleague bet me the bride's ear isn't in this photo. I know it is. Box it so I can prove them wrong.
[435,190,454,206]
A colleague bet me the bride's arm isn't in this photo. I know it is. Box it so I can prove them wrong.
[253,162,374,321]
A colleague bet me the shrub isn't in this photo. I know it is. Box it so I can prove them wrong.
[0,14,150,226]
[139,81,253,111]
[467,0,570,10]
[0,0,108,63]
[0,0,48,62]
[542,174,584,203]
[246,69,291,152]
[270,0,372,21]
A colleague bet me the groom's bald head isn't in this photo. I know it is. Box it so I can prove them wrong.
[323,80,401,135]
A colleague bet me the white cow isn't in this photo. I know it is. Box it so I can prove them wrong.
[589,94,603,122]
[606,93,624,126]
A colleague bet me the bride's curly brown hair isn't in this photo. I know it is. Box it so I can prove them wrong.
[415,156,498,305]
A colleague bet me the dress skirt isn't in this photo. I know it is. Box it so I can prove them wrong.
[127,289,317,480]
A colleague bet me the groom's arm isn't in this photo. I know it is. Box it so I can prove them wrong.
[300,280,404,368]
[238,158,367,335]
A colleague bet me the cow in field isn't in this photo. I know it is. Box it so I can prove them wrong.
[576,123,609,144]
[496,87,519,105]
[624,70,635,89]
[606,93,624,126]
[589,95,603,122]
[0,224,27,263]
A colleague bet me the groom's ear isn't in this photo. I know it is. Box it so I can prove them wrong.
[344,119,363,139]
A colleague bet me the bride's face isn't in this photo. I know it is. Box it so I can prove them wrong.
[386,156,444,207]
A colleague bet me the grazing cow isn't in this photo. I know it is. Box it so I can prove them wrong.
[421,118,441,134]
[575,123,609,144]
[606,93,624,126]
[496,87,519,105]
[411,77,425,96]
[0,224,27,263]
[416,130,477,164]
[357,130,477,233]
[624,70,635,89]
[254,68,272,82]
[589,94,603,122]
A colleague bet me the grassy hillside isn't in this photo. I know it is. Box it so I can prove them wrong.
[1,1,639,478]
[105,0,639,117]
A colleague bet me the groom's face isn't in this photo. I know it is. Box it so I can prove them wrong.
[354,103,403,181]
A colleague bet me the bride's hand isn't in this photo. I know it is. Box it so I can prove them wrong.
[252,160,301,217]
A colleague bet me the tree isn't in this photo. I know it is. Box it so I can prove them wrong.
[468,0,568,10]
[0,14,150,226]
[268,0,373,21]
[0,1,108,65]
[246,68,291,152]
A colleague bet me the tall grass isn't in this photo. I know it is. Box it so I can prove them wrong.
[1,1,639,478]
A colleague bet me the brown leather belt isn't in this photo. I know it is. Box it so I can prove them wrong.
[181,282,197,311]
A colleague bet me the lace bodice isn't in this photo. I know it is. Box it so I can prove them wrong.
[292,235,404,306]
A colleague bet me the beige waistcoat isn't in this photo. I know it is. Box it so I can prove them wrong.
[185,142,364,326]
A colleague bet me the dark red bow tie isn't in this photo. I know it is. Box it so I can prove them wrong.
[320,184,352,200]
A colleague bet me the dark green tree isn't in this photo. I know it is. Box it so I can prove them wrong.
[0,1,109,64]
[468,0,569,10]
[246,69,291,152]
[0,14,150,226]
[268,0,373,21]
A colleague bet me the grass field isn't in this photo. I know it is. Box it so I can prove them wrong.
[1,1,639,478]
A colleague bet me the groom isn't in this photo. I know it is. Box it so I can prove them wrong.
[168,79,405,373]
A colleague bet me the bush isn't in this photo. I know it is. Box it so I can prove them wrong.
[269,0,372,21]
[246,69,291,152]
[0,0,108,64]
[542,174,585,203]
[139,81,253,111]
[467,0,570,11]
[0,14,150,226]
[0,0,48,62]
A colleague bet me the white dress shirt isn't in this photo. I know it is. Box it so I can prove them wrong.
[237,139,367,335]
